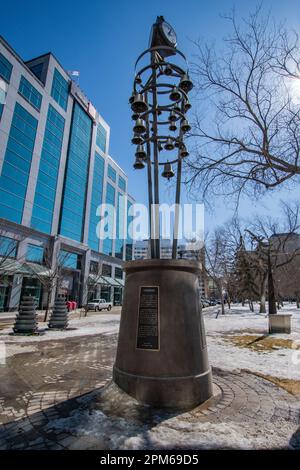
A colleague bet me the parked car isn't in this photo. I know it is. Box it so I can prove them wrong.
[87,298,112,312]
[200,298,210,308]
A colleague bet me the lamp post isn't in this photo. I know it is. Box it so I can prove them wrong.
[113,17,213,409]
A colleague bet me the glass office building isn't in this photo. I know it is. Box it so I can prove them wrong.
[0,36,134,311]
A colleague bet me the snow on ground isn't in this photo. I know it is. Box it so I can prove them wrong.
[0,312,120,358]
[48,407,290,450]
[1,303,300,381]
[203,303,300,380]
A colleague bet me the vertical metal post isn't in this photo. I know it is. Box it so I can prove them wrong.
[145,91,156,259]
[151,52,160,258]
[172,104,184,259]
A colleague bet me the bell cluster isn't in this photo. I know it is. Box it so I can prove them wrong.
[130,61,193,180]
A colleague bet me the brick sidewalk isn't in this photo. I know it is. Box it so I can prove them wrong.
[0,332,299,449]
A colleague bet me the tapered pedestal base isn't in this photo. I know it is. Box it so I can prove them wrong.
[113,259,213,409]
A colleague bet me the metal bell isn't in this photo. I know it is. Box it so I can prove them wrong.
[162,162,175,180]
[164,137,175,150]
[133,157,145,170]
[133,118,146,134]
[180,145,189,158]
[131,134,143,145]
[169,87,182,101]
[169,111,177,122]
[135,74,142,84]
[169,122,177,132]
[181,119,191,133]
[164,64,173,76]
[179,73,193,93]
[184,100,192,112]
[135,144,147,160]
[131,93,148,113]
[131,113,139,120]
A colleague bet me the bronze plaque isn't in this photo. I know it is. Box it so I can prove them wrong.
[136,286,160,350]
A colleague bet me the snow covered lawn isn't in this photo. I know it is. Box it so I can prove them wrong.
[204,303,300,381]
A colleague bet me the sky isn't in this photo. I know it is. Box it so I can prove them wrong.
[1,0,300,233]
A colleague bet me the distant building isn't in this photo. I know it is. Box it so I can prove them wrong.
[133,239,208,297]
[0,36,134,311]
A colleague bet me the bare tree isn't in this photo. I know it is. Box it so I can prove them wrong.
[25,246,72,322]
[244,201,300,314]
[187,6,300,202]
[0,232,20,282]
[81,260,103,317]
[204,225,238,314]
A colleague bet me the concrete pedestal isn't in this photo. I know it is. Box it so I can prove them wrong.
[48,295,68,329]
[113,259,213,409]
[269,314,292,334]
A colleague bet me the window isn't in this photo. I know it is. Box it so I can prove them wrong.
[107,164,116,182]
[88,152,105,251]
[0,235,17,258]
[115,267,123,279]
[0,53,12,83]
[51,68,69,111]
[0,103,38,224]
[96,123,107,153]
[59,250,81,270]
[29,62,43,81]
[0,78,7,121]
[118,175,126,192]
[31,104,65,234]
[90,260,100,274]
[19,76,42,111]
[26,244,44,264]
[59,103,92,242]
[102,263,112,277]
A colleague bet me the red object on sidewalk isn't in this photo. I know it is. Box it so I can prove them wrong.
[71,301,77,310]
[66,301,72,312]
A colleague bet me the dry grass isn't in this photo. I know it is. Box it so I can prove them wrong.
[245,370,300,396]
[224,334,300,352]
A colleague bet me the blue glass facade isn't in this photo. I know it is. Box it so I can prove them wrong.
[51,68,69,111]
[0,235,17,258]
[107,164,116,182]
[88,151,105,251]
[59,249,81,269]
[0,103,37,223]
[118,175,126,192]
[26,244,44,264]
[59,102,92,241]
[115,192,125,259]
[96,123,106,153]
[19,76,42,111]
[0,52,12,82]
[31,104,65,234]
[102,182,115,256]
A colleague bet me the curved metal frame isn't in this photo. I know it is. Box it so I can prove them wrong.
[130,44,192,259]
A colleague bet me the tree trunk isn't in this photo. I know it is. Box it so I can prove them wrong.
[43,289,51,322]
[268,253,277,315]
[259,274,268,313]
